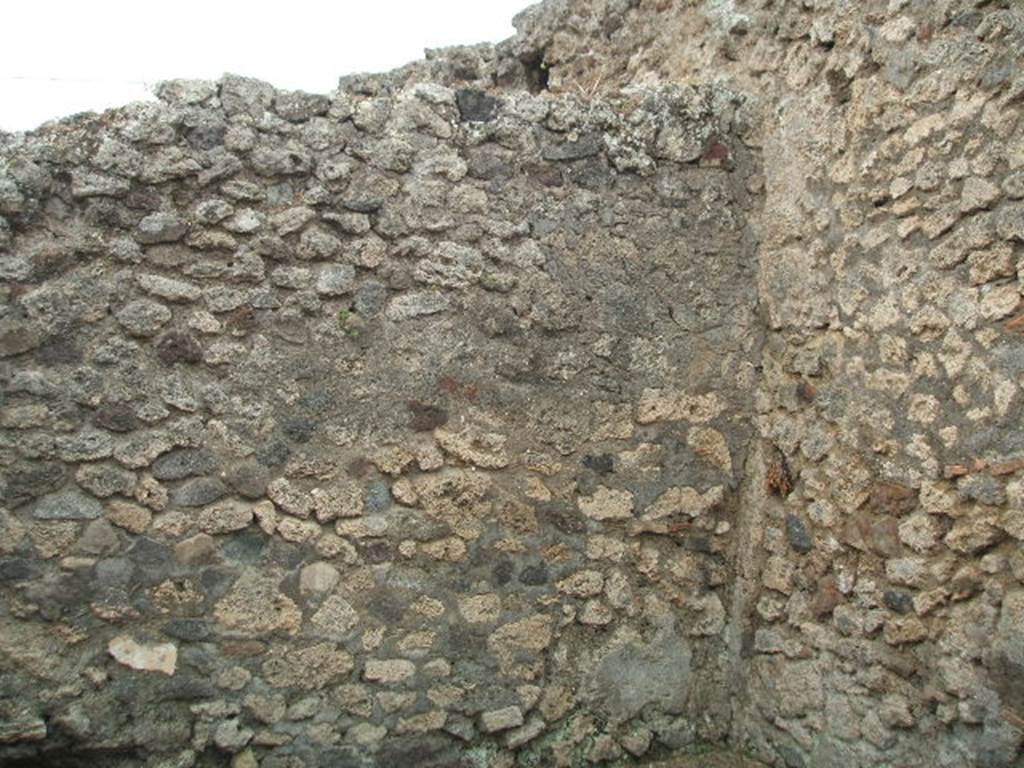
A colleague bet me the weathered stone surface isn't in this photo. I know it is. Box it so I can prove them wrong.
[299,562,340,594]
[174,532,217,565]
[196,501,253,534]
[435,426,509,469]
[160,335,212,371]
[557,570,604,598]
[262,643,353,689]
[76,463,136,498]
[171,477,228,507]
[34,490,103,520]
[316,264,356,296]
[116,300,172,337]
[784,514,813,553]
[0,318,42,357]
[385,291,450,320]
[480,706,523,733]
[456,89,499,122]
[137,273,201,303]
[589,630,692,721]
[0,717,47,744]
[136,212,188,244]
[309,593,360,639]
[213,719,253,752]
[224,462,269,500]
[214,571,301,636]
[267,477,313,518]
[488,614,553,674]
[151,448,219,481]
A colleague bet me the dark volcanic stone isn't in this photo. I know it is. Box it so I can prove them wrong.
[222,531,265,564]
[467,148,515,180]
[444,713,477,742]
[187,123,226,151]
[94,557,136,589]
[199,567,236,597]
[127,538,175,582]
[785,514,813,553]
[0,318,42,357]
[519,562,549,586]
[225,461,269,499]
[256,439,291,467]
[407,400,448,432]
[456,89,500,122]
[538,501,586,535]
[3,461,66,507]
[154,676,218,702]
[525,162,563,187]
[151,448,219,481]
[364,481,392,514]
[366,588,406,623]
[0,558,36,582]
[36,334,82,364]
[541,130,603,161]
[583,454,615,475]
[377,734,460,768]
[171,477,228,507]
[94,403,140,433]
[360,541,393,564]
[155,332,203,365]
[224,306,256,335]
[956,475,1006,506]
[492,560,514,586]
[281,415,316,443]
[883,590,914,615]
[34,490,104,520]
[354,280,388,317]
[162,619,210,642]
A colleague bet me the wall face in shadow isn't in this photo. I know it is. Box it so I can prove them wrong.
[0,78,763,766]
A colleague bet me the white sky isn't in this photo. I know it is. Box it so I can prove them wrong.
[0,0,529,132]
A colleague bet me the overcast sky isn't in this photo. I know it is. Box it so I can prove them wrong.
[0,0,529,132]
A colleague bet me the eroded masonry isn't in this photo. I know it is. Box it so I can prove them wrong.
[1,1,1023,767]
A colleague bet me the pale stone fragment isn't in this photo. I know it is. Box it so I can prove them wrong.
[108,636,177,675]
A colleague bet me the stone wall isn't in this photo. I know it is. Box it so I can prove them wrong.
[2,1,1024,767]
[0,70,763,767]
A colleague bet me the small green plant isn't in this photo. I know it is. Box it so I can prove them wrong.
[336,308,360,337]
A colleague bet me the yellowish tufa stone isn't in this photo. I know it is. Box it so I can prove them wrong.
[262,643,353,689]
[396,710,447,735]
[364,659,416,684]
[578,486,634,520]
[105,500,152,534]
[636,388,724,424]
[214,570,302,636]
[435,426,510,468]
[686,427,732,474]
[458,593,502,623]
[644,485,724,520]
